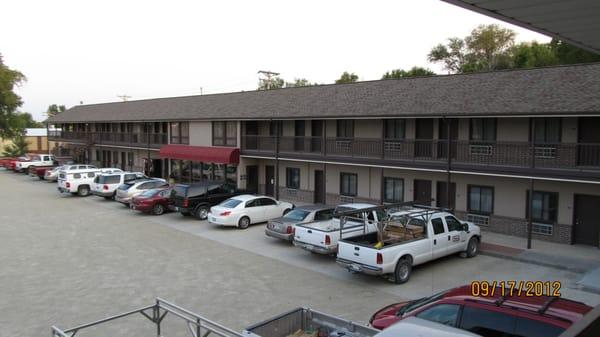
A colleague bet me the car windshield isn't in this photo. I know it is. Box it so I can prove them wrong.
[283,209,310,221]
[140,189,160,197]
[118,183,134,190]
[399,289,451,315]
[219,199,242,208]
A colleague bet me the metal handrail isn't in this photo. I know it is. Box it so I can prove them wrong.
[51,298,243,337]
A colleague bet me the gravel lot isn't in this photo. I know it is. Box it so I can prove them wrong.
[0,170,598,337]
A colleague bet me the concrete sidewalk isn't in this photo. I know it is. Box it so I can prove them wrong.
[480,231,600,293]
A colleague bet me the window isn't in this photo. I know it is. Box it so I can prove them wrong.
[340,173,357,196]
[269,121,281,136]
[459,306,516,337]
[170,122,189,144]
[415,304,460,327]
[246,199,259,208]
[431,218,445,235]
[336,120,354,138]
[73,173,81,179]
[445,216,462,232]
[259,198,277,206]
[212,121,237,147]
[383,177,404,203]
[514,317,564,337]
[533,118,561,143]
[314,209,334,221]
[286,167,300,189]
[468,185,494,215]
[470,118,496,142]
[384,119,405,139]
[527,191,558,223]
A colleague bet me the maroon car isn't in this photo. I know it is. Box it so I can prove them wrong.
[130,188,172,215]
[369,285,592,337]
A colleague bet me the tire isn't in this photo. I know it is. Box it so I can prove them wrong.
[181,212,192,217]
[394,258,412,284]
[38,176,44,180]
[238,216,250,229]
[78,185,90,197]
[466,237,479,258]
[104,196,112,200]
[194,205,209,220]
[152,204,165,216]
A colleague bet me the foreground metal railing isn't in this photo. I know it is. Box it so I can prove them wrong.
[51,298,243,337]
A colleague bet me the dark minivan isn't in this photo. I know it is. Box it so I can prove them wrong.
[169,181,241,220]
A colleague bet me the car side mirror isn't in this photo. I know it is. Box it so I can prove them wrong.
[461,222,470,232]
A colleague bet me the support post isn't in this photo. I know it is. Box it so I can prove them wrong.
[527,118,536,249]
[323,120,327,203]
[446,118,452,211]
[274,120,280,200]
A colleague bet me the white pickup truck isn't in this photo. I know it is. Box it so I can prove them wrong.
[293,203,385,255]
[336,208,481,284]
[15,154,56,172]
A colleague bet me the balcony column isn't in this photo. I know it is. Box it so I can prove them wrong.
[274,120,280,200]
[527,119,536,249]
[446,117,452,211]
[323,120,327,202]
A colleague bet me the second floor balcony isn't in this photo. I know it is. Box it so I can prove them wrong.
[241,135,600,180]
[49,130,168,149]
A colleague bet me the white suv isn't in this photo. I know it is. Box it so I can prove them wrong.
[115,178,168,205]
[91,172,146,200]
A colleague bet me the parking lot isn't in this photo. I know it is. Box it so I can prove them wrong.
[1,170,599,337]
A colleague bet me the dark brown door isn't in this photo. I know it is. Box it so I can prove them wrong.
[438,119,458,159]
[295,120,306,151]
[413,179,432,205]
[265,165,275,197]
[415,119,434,157]
[574,195,600,246]
[311,120,323,152]
[314,170,325,204]
[246,165,258,194]
[578,117,600,166]
[436,181,456,209]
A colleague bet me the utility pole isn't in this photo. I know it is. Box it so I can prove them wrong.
[258,70,280,90]
[117,94,131,102]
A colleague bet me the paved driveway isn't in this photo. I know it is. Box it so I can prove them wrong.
[0,171,598,337]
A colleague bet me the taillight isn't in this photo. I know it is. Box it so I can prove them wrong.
[286,225,294,234]
[66,182,70,188]
[183,199,189,207]
[325,235,331,245]
[220,211,231,216]
[103,185,109,190]
[376,253,383,265]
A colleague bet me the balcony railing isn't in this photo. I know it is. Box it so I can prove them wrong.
[48,131,168,148]
[240,135,600,174]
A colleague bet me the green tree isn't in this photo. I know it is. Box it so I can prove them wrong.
[335,72,359,84]
[511,42,558,69]
[285,78,318,87]
[46,104,66,118]
[258,76,285,90]
[428,24,516,73]
[9,112,43,129]
[0,54,26,138]
[549,39,600,64]
[2,132,28,157]
[381,66,436,79]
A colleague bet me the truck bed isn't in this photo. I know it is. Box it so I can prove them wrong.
[299,220,338,232]
[243,308,378,337]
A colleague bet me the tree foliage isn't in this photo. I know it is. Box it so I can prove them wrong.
[258,76,285,90]
[382,67,436,79]
[549,39,600,64]
[9,112,43,129]
[0,54,26,138]
[2,132,28,157]
[285,78,319,87]
[46,104,66,118]
[335,72,359,84]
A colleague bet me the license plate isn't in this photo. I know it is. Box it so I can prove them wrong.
[210,217,217,222]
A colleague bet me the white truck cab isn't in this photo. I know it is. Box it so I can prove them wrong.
[57,167,120,196]
[15,154,55,172]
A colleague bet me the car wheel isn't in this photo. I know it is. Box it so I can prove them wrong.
[38,176,44,180]
[238,216,250,229]
[466,237,479,258]
[194,205,209,220]
[104,196,112,200]
[394,258,412,284]
[283,208,292,215]
[181,212,192,217]
[153,204,165,216]
[78,185,90,197]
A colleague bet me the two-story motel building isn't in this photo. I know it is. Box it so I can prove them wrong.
[47,64,600,246]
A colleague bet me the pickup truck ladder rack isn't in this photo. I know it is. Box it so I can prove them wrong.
[51,298,243,337]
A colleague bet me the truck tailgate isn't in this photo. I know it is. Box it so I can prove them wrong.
[337,240,378,266]
[294,225,328,247]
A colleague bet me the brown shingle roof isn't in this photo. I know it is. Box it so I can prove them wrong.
[48,63,600,123]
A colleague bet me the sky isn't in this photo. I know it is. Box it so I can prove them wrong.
[1,0,550,121]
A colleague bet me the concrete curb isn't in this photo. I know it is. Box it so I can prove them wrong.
[479,250,589,274]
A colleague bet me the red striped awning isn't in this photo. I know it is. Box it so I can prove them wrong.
[159,145,239,164]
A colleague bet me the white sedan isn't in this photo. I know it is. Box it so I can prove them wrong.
[208,194,294,229]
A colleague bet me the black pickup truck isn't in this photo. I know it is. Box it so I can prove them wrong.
[169,181,243,220]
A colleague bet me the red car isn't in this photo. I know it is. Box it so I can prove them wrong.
[369,285,592,337]
[130,187,172,215]
[0,157,15,168]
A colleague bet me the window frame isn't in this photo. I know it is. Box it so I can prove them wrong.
[170,122,189,144]
[212,121,237,147]
[467,185,495,215]
[336,120,354,139]
[285,167,301,190]
[382,177,404,203]
[531,118,561,144]
[339,172,358,196]
[526,190,559,224]
[384,119,406,140]
[469,118,497,142]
